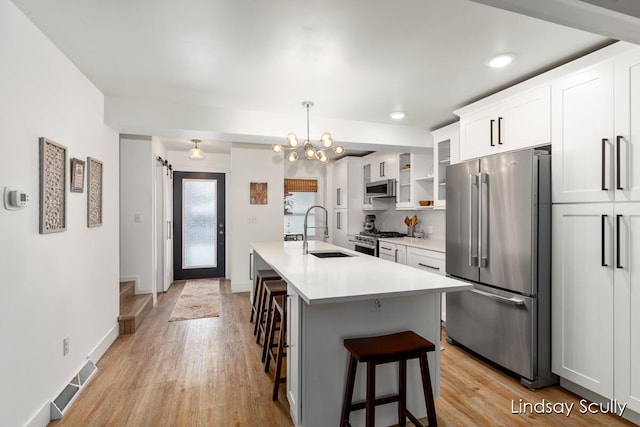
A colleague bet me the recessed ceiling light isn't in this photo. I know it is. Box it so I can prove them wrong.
[390,111,405,120]
[486,54,516,68]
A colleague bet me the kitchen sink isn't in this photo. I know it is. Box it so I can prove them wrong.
[309,251,354,258]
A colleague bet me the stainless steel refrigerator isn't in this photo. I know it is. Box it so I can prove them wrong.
[445,147,557,389]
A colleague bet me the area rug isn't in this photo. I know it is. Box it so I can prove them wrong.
[169,279,220,321]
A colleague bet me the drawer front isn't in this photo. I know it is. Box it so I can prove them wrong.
[378,242,396,257]
[407,247,445,275]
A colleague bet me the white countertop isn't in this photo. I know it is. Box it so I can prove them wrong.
[252,240,469,305]
[378,237,446,253]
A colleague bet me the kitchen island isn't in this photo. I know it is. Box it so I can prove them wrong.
[251,240,471,427]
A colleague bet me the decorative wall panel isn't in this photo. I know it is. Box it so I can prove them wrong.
[39,137,67,233]
[87,157,103,227]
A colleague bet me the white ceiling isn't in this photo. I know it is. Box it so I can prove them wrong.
[12,0,614,150]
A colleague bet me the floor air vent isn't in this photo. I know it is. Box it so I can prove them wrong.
[50,359,97,420]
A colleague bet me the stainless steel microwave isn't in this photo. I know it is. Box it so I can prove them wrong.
[365,179,397,198]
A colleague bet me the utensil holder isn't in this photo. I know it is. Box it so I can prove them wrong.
[407,225,415,237]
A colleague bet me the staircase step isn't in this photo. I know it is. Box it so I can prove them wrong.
[119,281,135,298]
[118,293,153,335]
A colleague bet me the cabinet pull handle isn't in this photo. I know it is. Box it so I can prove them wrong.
[395,249,398,263]
[498,117,503,145]
[380,246,392,251]
[418,263,440,271]
[490,119,495,147]
[337,188,341,206]
[616,214,623,269]
[601,214,608,267]
[602,138,609,191]
[337,212,341,230]
[381,162,385,177]
[249,252,254,280]
[616,136,623,190]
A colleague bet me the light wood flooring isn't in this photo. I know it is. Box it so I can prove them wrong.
[50,280,635,426]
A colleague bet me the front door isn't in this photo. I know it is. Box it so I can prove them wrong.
[173,172,225,279]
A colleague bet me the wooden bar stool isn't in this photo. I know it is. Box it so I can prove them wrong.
[251,269,280,332]
[265,295,287,401]
[256,280,287,357]
[340,331,437,427]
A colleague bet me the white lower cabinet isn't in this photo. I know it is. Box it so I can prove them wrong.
[378,242,406,264]
[552,202,640,411]
[332,210,348,249]
[406,246,445,275]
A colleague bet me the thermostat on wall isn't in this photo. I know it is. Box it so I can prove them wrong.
[3,186,30,210]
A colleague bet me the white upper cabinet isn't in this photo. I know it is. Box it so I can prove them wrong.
[458,85,551,161]
[614,50,640,202]
[552,61,615,204]
[366,151,397,182]
[431,122,460,209]
[396,151,433,210]
[332,158,349,209]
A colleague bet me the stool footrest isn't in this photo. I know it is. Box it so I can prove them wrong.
[349,393,400,411]
[404,409,425,427]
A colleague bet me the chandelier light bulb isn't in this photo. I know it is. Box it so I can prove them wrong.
[316,150,327,162]
[304,143,316,160]
[321,132,333,148]
[287,133,299,148]
[272,144,283,153]
[333,145,345,155]
[287,151,298,163]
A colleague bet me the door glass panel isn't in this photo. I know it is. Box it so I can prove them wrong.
[183,179,217,268]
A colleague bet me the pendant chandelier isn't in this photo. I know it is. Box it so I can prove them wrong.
[188,139,205,160]
[272,101,345,164]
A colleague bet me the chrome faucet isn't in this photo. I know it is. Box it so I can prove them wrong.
[303,205,329,254]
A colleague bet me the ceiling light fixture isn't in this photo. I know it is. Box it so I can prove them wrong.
[390,111,405,120]
[188,139,205,160]
[272,101,344,164]
[486,53,516,68]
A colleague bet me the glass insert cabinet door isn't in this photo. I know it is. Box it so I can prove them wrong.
[173,172,226,279]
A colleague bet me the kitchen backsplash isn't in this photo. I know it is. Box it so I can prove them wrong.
[372,209,445,240]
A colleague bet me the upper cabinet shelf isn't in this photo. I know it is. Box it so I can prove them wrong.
[431,122,460,209]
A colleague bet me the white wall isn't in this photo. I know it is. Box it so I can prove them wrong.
[230,144,284,292]
[120,136,154,294]
[166,150,231,278]
[0,1,119,426]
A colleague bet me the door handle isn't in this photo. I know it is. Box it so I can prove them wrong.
[470,288,525,306]
[616,136,623,190]
[616,214,623,269]
[498,117,503,145]
[418,263,440,271]
[469,174,478,267]
[601,214,608,267]
[490,120,495,147]
[479,172,489,268]
[602,138,609,191]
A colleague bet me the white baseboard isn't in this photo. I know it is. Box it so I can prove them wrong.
[89,323,119,362]
[25,401,50,427]
[231,281,251,293]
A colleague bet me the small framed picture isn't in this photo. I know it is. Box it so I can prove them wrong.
[70,158,85,193]
[250,182,268,204]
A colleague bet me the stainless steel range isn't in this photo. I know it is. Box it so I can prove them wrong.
[353,230,406,257]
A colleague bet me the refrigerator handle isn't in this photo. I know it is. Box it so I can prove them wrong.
[469,174,478,267]
[479,172,489,268]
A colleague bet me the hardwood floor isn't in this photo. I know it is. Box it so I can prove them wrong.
[50,281,635,426]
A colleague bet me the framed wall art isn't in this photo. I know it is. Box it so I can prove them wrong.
[250,182,268,204]
[70,158,85,193]
[39,137,67,234]
[87,157,103,227]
